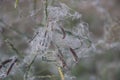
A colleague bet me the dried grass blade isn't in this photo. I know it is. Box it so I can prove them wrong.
[60,27,66,39]
[57,54,66,68]
[69,47,78,62]
[6,58,17,75]
[58,67,64,80]
[29,32,39,43]
[44,30,48,37]
[14,0,18,8]
[57,49,67,68]
[0,59,12,70]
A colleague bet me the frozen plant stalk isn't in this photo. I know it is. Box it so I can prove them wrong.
[28,2,91,80]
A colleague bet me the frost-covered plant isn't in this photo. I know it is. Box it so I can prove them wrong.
[0,0,92,80]
[26,1,92,80]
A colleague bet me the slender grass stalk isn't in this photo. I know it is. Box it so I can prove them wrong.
[60,26,66,39]
[42,0,48,26]
[0,57,18,78]
[45,0,48,21]
[33,0,37,12]
[0,59,12,70]
[6,57,18,75]
[5,40,23,58]
[14,0,18,8]
[0,29,23,58]
[28,32,39,43]
[69,47,78,62]
[58,67,64,80]
[24,54,37,80]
